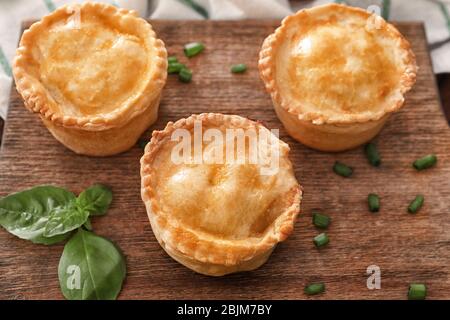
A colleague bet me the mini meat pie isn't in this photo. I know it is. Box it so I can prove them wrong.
[259,3,417,151]
[13,2,167,156]
[140,113,302,276]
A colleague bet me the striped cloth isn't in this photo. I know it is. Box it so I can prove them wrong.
[0,0,449,120]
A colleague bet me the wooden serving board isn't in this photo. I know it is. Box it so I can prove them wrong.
[0,20,449,300]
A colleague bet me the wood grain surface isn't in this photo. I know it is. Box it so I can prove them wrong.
[0,20,449,300]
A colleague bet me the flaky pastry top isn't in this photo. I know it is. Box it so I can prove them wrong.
[141,113,302,265]
[259,3,417,124]
[13,2,167,130]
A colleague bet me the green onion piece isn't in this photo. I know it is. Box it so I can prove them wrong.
[231,63,247,73]
[168,62,185,74]
[413,154,437,171]
[368,194,380,212]
[365,143,381,167]
[184,42,205,58]
[333,161,353,177]
[408,195,424,214]
[312,212,331,229]
[138,138,148,150]
[408,284,427,300]
[179,68,193,83]
[313,233,329,248]
[304,283,325,295]
[168,56,178,64]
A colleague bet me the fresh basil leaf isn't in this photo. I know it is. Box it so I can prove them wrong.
[44,201,90,237]
[77,184,112,216]
[83,218,93,231]
[58,229,126,300]
[0,186,75,245]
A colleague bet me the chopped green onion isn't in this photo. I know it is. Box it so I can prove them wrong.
[312,212,331,229]
[168,56,178,64]
[138,138,148,150]
[313,233,329,248]
[408,195,424,214]
[184,42,205,58]
[408,284,427,300]
[365,143,381,167]
[333,161,353,177]
[413,154,437,171]
[179,67,193,83]
[231,63,247,73]
[168,62,185,74]
[368,194,380,212]
[304,283,325,295]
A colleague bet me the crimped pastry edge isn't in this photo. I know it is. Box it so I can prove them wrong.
[140,113,302,266]
[258,3,418,125]
[13,1,167,131]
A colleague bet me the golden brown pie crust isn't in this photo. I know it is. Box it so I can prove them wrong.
[259,3,417,151]
[13,2,167,156]
[140,113,302,276]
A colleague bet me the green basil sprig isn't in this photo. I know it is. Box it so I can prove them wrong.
[0,184,113,243]
[59,228,126,300]
[0,184,125,300]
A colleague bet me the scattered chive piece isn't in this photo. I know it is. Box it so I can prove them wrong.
[304,283,325,295]
[313,233,329,248]
[168,56,178,63]
[408,284,427,300]
[413,154,437,171]
[333,161,353,177]
[408,195,424,214]
[368,194,380,212]
[138,138,148,150]
[365,143,381,167]
[179,68,193,83]
[312,212,331,229]
[231,63,247,73]
[168,62,185,74]
[184,42,205,58]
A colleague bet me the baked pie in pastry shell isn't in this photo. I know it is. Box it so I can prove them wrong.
[259,3,417,151]
[13,2,167,156]
[140,113,302,276]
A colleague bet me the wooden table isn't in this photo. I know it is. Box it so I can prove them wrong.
[0,20,449,300]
